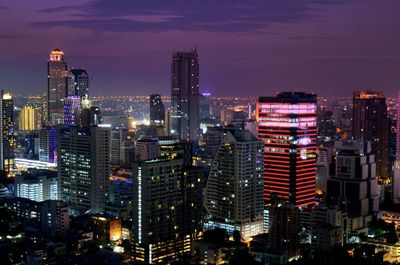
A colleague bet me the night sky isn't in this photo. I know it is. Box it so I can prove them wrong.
[1,0,400,97]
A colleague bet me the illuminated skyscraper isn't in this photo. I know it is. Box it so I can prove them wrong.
[257,92,317,208]
[353,91,389,181]
[18,105,41,131]
[63,96,81,125]
[0,91,15,176]
[171,49,200,142]
[48,49,69,125]
[58,125,110,214]
[393,91,400,203]
[149,94,165,125]
[70,69,89,98]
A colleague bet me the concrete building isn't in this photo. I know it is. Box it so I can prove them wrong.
[204,129,264,240]
[58,125,110,214]
[135,138,160,161]
[0,91,15,176]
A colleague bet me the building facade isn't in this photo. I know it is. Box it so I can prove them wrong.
[204,130,264,240]
[150,94,165,125]
[257,92,317,208]
[57,125,110,214]
[0,90,15,176]
[171,49,200,142]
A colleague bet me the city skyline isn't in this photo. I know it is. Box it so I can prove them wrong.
[1,1,400,97]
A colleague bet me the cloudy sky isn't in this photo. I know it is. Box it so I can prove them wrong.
[1,0,400,97]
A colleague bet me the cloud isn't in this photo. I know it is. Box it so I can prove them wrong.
[33,0,346,33]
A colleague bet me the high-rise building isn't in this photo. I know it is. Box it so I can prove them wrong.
[63,95,81,125]
[48,49,69,125]
[18,105,41,131]
[257,92,317,208]
[150,94,165,125]
[352,91,389,180]
[203,129,264,240]
[14,169,58,202]
[0,91,15,176]
[327,141,379,217]
[171,49,200,142]
[58,125,110,214]
[39,126,57,163]
[132,144,204,263]
[70,69,89,98]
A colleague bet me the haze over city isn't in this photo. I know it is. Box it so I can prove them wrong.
[1,0,400,96]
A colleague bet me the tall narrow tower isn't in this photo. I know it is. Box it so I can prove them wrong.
[171,49,200,142]
[48,49,68,125]
[257,92,317,208]
[0,91,15,176]
[352,91,388,181]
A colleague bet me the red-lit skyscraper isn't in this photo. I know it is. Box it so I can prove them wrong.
[257,92,317,208]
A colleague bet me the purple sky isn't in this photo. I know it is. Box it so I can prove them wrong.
[1,0,400,97]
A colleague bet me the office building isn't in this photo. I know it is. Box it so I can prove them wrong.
[132,144,204,263]
[48,49,69,125]
[70,68,89,98]
[15,169,58,202]
[353,91,389,180]
[39,126,57,163]
[150,94,165,125]
[58,125,110,214]
[63,95,81,125]
[327,141,379,217]
[81,106,101,126]
[18,105,41,131]
[110,129,134,166]
[203,129,264,240]
[0,91,15,176]
[257,92,317,208]
[171,49,200,142]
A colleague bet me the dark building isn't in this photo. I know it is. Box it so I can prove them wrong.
[317,110,337,140]
[39,126,57,163]
[352,91,389,180]
[149,94,165,125]
[48,49,69,125]
[257,92,317,208]
[171,49,200,142]
[132,143,205,263]
[267,204,300,258]
[81,106,101,126]
[327,141,379,217]
[0,91,15,176]
[70,69,89,98]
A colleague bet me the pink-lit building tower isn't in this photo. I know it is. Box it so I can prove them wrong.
[257,92,317,208]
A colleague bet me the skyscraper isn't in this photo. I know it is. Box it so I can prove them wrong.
[149,94,165,125]
[203,129,264,240]
[57,125,110,214]
[70,69,89,98]
[48,49,69,125]
[393,91,400,203]
[352,91,389,181]
[257,92,317,208]
[171,49,200,142]
[0,91,15,176]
